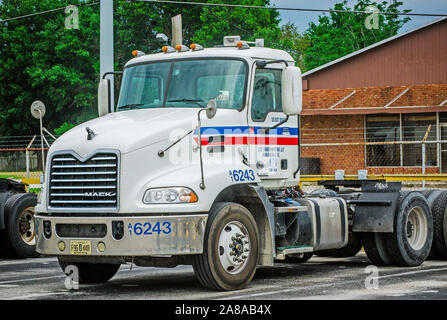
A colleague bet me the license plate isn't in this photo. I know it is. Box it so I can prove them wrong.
[70,240,92,255]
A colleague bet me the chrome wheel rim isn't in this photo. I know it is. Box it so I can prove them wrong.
[18,207,36,246]
[406,206,428,251]
[218,221,251,275]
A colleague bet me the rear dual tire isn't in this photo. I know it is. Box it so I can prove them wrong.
[425,191,447,259]
[316,232,363,258]
[363,192,433,267]
[283,252,313,263]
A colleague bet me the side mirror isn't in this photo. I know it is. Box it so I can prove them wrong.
[281,66,302,116]
[206,99,217,119]
[98,79,111,117]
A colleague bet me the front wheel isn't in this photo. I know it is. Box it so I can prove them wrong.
[192,202,259,291]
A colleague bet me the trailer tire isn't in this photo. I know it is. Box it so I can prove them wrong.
[0,193,38,258]
[426,191,447,259]
[385,192,433,267]
[58,259,120,284]
[283,252,313,263]
[192,202,259,291]
[362,232,393,266]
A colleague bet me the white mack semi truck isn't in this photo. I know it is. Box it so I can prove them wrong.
[34,36,447,291]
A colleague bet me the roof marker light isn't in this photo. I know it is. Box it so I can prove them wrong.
[162,46,176,53]
[132,50,145,57]
[176,45,190,52]
[190,44,204,51]
[236,41,250,50]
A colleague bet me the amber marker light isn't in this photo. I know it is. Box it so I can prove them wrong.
[190,44,204,51]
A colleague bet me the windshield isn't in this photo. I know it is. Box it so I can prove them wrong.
[117,59,247,111]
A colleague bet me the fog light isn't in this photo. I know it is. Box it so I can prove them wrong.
[97,242,106,252]
[58,241,66,252]
[112,221,124,240]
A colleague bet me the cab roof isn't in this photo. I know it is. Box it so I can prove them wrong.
[125,46,295,68]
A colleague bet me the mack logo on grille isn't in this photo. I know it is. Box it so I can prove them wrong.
[84,192,117,197]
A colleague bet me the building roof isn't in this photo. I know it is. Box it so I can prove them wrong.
[302,17,447,78]
[302,84,447,116]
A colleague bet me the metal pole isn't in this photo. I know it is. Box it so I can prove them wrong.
[421,125,432,189]
[39,111,45,174]
[26,150,30,179]
[100,0,114,111]
[26,135,36,179]
[422,143,426,189]
[171,14,182,47]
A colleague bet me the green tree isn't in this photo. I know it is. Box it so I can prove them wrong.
[0,0,285,137]
[0,0,100,136]
[193,0,281,48]
[277,22,310,72]
[304,0,411,70]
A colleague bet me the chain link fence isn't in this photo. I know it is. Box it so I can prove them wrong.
[0,135,56,192]
[1,128,447,194]
[300,122,447,193]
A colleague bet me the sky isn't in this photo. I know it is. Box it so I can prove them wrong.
[271,0,447,33]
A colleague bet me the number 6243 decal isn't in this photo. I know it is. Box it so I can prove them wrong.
[229,169,256,182]
[128,221,172,236]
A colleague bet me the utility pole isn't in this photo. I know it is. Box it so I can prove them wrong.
[100,0,114,111]
[171,14,182,47]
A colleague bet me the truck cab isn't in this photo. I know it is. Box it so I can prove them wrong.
[34,37,435,291]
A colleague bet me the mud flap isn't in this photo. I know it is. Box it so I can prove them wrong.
[352,181,401,233]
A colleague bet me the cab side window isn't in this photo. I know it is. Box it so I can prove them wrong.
[251,69,282,121]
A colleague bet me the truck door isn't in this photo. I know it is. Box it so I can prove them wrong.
[247,64,299,182]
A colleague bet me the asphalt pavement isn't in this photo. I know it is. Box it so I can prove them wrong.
[1,252,447,300]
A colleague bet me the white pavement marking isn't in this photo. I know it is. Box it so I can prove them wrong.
[218,266,447,300]
[0,285,19,288]
[0,257,56,267]
[6,291,81,300]
[0,275,65,285]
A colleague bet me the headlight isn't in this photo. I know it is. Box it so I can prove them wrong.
[143,187,198,204]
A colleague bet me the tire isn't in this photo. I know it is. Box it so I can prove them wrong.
[0,193,38,258]
[314,250,337,257]
[384,192,433,267]
[316,232,363,258]
[426,191,447,259]
[420,189,437,199]
[362,232,393,266]
[283,252,313,263]
[192,202,259,291]
[58,259,120,284]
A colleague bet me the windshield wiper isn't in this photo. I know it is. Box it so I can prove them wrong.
[118,103,145,110]
[167,99,205,108]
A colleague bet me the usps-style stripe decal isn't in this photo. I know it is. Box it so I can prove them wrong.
[199,126,299,136]
[195,126,299,146]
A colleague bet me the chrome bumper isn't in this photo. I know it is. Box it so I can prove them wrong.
[35,214,208,257]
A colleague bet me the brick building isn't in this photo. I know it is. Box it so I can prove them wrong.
[300,17,447,175]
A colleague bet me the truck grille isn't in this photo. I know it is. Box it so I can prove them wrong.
[48,152,119,210]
